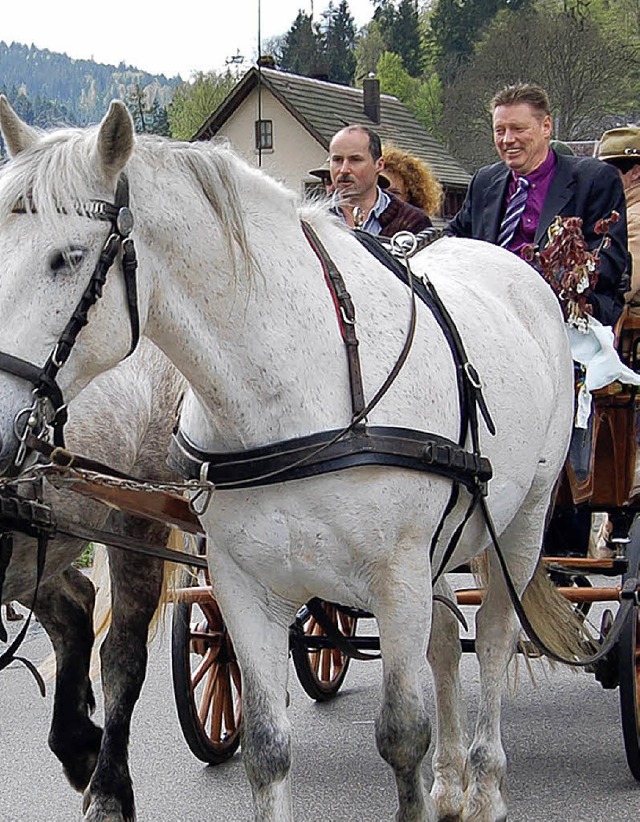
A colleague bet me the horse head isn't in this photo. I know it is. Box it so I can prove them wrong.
[0,96,140,474]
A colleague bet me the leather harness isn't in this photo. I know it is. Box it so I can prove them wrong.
[169,223,494,502]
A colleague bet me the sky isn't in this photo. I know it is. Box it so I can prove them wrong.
[1,0,377,80]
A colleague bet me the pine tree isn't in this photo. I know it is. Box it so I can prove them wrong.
[322,1,357,85]
[280,11,325,77]
[373,0,424,77]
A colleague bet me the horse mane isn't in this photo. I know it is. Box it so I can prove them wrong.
[0,118,346,286]
[0,125,309,280]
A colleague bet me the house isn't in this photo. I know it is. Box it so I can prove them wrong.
[193,67,471,219]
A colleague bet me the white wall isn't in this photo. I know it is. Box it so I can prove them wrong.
[213,87,328,197]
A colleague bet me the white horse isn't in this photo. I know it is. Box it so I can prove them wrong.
[0,97,575,822]
[1,338,185,821]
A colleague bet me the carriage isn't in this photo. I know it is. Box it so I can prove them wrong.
[0,95,639,822]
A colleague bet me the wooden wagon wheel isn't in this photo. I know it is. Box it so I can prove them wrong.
[619,518,640,780]
[171,570,242,764]
[290,601,359,702]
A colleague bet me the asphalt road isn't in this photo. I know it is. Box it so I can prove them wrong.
[1,593,639,822]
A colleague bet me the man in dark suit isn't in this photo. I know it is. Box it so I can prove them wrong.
[447,83,630,326]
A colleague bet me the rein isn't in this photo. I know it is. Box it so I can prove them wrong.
[0,174,139,465]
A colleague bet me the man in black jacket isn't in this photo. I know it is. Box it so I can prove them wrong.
[447,83,629,326]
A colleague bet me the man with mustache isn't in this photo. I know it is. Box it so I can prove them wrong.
[447,82,629,326]
[328,124,432,236]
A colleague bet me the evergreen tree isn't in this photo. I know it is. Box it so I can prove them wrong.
[126,84,149,133]
[373,0,424,77]
[280,11,325,77]
[429,0,533,82]
[11,91,34,125]
[388,0,424,77]
[322,0,357,85]
[354,19,387,80]
[148,99,171,137]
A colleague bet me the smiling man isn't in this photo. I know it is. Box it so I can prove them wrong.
[447,83,629,326]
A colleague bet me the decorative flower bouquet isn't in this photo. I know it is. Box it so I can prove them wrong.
[522,212,619,332]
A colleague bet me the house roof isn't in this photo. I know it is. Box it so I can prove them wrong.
[194,67,471,189]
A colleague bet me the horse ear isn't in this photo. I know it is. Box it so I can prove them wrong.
[0,94,38,157]
[96,100,135,182]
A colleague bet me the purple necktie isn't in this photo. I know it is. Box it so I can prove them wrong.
[497,177,530,248]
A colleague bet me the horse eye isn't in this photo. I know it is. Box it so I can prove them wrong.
[49,245,87,274]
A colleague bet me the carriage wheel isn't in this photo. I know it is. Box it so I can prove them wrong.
[619,519,640,780]
[290,601,359,702]
[171,570,242,764]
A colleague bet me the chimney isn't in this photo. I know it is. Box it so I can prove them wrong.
[363,74,381,125]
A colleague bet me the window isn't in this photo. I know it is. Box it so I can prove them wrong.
[443,186,467,220]
[255,119,273,151]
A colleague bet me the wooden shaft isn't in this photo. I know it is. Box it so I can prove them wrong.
[454,586,622,606]
[171,586,216,604]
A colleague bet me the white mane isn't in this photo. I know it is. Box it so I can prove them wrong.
[0,126,312,279]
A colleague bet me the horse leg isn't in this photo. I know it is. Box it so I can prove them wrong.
[211,558,293,822]
[375,587,437,822]
[428,577,467,822]
[33,566,103,791]
[462,503,548,822]
[83,514,166,822]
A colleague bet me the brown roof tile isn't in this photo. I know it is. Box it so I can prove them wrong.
[195,68,471,189]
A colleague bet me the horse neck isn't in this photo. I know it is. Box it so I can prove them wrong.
[143,199,353,450]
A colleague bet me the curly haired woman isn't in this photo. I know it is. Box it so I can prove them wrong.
[382,146,443,218]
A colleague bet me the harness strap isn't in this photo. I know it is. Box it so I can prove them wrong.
[0,533,13,642]
[351,231,495,577]
[304,598,381,660]
[300,592,468,662]
[169,425,492,493]
[0,530,47,696]
[301,221,366,418]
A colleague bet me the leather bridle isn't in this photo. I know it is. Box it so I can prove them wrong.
[0,173,140,469]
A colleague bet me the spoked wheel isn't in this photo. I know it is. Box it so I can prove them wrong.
[619,518,640,780]
[290,601,360,702]
[171,570,242,764]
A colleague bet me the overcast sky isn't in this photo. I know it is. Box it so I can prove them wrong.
[2,0,376,79]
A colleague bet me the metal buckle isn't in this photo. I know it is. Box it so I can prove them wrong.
[463,362,483,390]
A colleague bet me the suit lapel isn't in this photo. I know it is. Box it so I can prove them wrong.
[536,154,576,244]
[484,168,511,242]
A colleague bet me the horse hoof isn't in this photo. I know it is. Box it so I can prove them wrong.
[82,791,134,822]
[55,722,103,791]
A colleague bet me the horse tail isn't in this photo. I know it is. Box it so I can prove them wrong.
[470,552,596,679]
[520,561,597,663]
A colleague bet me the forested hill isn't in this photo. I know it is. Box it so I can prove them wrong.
[0,41,181,128]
